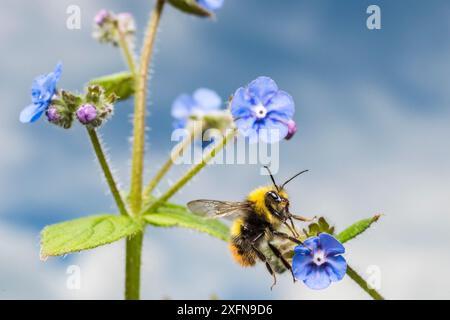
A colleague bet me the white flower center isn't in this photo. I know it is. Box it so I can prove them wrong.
[312,250,326,266]
[252,104,267,119]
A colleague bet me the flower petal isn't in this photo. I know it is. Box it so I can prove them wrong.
[193,88,222,111]
[265,90,295,119]
[197,0,224,11]
[20,104,46,123]
[292,254,314,281]
[294,245,311,256]
[235,116,256,134]
[171,94,195,120]
[304,266,332,290]
[258,118,289,143]
[325,255,347,282]
[304,236,320,251]
[31,63,62,105]
[248,77,279,105]
[231,87,254,119]
[53,62,63,82]
[319,233,345,256]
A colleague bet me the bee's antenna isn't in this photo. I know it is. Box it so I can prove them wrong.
[281,170,309,189]
[264,166,280,191]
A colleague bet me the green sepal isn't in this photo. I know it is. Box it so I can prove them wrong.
[88,72,135,101]
[336,214,381,244]
[40,214,142,259]
[303,217,335,237]
[144,202,230,241]
[167,0,214,18]
[61,90,82,112]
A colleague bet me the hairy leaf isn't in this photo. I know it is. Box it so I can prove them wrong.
[336,214,381,244]
[167,0,213,18]
[41,214,141,259]
[88,72,134,101]
[144,203,229,241]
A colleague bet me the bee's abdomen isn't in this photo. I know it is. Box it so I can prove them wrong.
[229,218,260,267]
[228,243,256,267]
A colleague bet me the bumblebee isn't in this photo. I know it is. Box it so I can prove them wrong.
[187,167,313,289]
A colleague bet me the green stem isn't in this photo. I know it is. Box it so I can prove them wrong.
[125,0,165,301]
[144,125,195,197]
[115,22,137,77]
[125,231,144,300]
[87,128,128,216]
[129,0,165,216]
[346,265,384,300]
[145,129,237,214]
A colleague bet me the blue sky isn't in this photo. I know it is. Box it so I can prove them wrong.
[1,0,450,299]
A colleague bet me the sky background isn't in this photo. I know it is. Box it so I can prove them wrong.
[1,0,450,299]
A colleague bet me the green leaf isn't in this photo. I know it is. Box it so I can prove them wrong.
[144,203,230,241]
[167,0,214,18]
[40,214,142,259]
[88,72,134,101]
[336,214,381,244]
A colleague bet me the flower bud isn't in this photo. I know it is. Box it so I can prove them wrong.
[46,104,74,129]
[46,107,61,123]
[76,104,97,125]
[92,10,136,47]
[94,9,110,26]
[285,119,297,140]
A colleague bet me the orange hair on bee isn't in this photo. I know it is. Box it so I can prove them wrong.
[228,243,256,267]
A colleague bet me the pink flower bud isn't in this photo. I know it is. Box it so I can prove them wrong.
[285,120,297,140]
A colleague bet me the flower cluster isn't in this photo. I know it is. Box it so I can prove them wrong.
[170,77,297,145]
[20,63,115,129]
[292,233,347,290]
[93,10,136,47]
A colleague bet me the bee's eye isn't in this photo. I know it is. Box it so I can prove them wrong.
[267,191,281,202]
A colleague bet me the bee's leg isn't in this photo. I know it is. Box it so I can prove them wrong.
[251,245,277,290]
[290,214,317,222]
[268,242,296,283]
[272,231,311,250]
[287,218,300,237]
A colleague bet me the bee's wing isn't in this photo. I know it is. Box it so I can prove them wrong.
[187,200,252,219]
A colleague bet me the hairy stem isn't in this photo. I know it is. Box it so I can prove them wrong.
[346,265,384,300]
[129,0,165,216]
[125,0,165,301]
[145,129,237,213]
[144,126,195,196]
[125,231,144,300]
[87,128,128,216]
[115,22,137,77]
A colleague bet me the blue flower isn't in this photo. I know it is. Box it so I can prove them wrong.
[231,76,295,143]
[171,88,222,129]
[20,63,63,124]
[197,0,224,11]
[292,233,347,290]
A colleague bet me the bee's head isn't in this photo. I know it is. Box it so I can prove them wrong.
[262,166,309,222]
[264,189,290,222]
